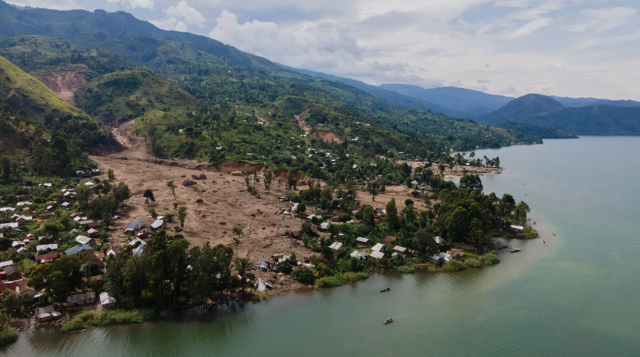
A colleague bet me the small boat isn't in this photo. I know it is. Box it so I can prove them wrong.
[380,288,391,293]
[384,318,394,325]
[510,248,521,253]
[552,232,556,236]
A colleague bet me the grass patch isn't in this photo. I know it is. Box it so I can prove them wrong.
[392,265,416,273]
[480,253,500,265]
[61,309,153,333]
[0,327,19,346]
[464,258,482,268]
[315,272,369,288]
[441,260,465,272]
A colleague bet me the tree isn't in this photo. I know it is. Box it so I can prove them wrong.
[0,157,11,182]
[167,180,177,201]
[362,206,375,231]
[469,218,487,254]
[386,199,400,231]
[438,164,446,177]
[29,255,82,302]
[264,171,273,192]
[177,206,188,229]
[143,189,155,204]
[515,201,531,224]
[460,174,483,192]
[113,182,131,206]
[234,258,256,296]
[107,169,115,181]
[412,229,438,256]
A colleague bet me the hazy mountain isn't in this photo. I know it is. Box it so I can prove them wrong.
[478,94,565,125]
[498,121,577,139]
[278,65,462,117]
[477,93,640,135]
[551,96,640,108]
[380,84,514,118]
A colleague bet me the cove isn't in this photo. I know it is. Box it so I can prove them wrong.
[4,136,640,357]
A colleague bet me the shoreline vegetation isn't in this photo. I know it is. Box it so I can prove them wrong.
[61,309,153,333]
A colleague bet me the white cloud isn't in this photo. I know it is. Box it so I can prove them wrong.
[569,7,637,33]
[506,17,553,39]
[106,0,154,10]
[151,1,206,31]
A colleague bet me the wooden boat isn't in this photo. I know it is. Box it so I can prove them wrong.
[510,248,521,253]
[384,318,394,325]
[380,288,391,293]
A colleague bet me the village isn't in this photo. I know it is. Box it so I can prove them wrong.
[0,146,534,337]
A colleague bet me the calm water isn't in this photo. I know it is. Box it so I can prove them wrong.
[4,137,640,356]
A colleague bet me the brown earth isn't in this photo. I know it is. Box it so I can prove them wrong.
[294,114,311,135]
[90,122,428,296]
[387,157,503,177]
[313,129,343,144]
[36,71,88,106]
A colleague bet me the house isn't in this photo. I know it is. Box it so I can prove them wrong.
[0,261,13,269]
[256,278,273,292]
[383,236,397,243]
[509,225,524,233]
[64,244,93,257]
[75,235,94,246]
[124,220,143,233]
[70,212,84,218]
[35,253,58,265]
[393,246,407,254]
[13,215,33,224]
[61,202,71,208]
[66,292,96,307]
[36,305,63,322]
[38,212,55,221]
[320,222,331,230]
[36,244,58,253]
[106,244,121,257]
[349,250,368,260]
[100,292,116,309]
[0,207,16,212]
[428,255,444,265]
[3,266,22,281]
[87,222,101,229]
[150,219,165,230]
[87,228,98,237]
[434,236,447,244]
[258,261,268,271]
[0,222,18,229]
[356,237,370,246]
[328,242,342,250]
[128,238,147,256]
[370,251,385,259]
[371,243,385,252]
[78,220,94,226]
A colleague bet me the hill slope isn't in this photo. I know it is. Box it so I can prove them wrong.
[520,106,640,136]
[499,121,577,139]
[477,94,565,125]
[551,96,640,108]
[0,53,89,119]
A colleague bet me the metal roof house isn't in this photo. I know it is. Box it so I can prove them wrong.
[434,236,447,244]
[36,305,62,322]
[124,220,144,233]
[75,235,93,246]
[151,219,165,230]
[64,244,93,256]
[356,237,370,245]
[100,292,116,309]
[67,292,96,307]
[393,246,407,253]
[370,251,385,259]
[329,242,343,250]
[371,243,385,252]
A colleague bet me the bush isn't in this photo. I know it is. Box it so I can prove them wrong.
[294,269,315,284]
[442,260,465,272]
[61,309,153,333]
[336,213,351,223]
[392,265,415,273]
[164,212,174,222]
[315,276,342,288]
[523,226,539,239]
[275,261,293,274]
[0,327,18,346]
[464,258,481,268]
[480,253,500,265]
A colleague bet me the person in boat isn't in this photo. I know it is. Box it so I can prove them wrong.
[385,318,393,324]
[543,240,545,244]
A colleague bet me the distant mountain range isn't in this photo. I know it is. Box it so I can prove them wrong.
[478,94,640,135]
[282,65,640,136]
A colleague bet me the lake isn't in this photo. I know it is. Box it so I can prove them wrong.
[4,136,640,356]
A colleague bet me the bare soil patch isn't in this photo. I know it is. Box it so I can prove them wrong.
[36,71,88,106]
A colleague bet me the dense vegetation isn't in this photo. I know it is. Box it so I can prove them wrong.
[499,121,577,139]
[479,94,565,125]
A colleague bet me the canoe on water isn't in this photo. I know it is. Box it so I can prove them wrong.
[380,288,391,293]
[384,318,394,325]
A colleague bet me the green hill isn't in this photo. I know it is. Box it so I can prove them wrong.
[478,94,565,125]
[75,68,196,124]
[499,121,577,139]
[521,106,640,135]
[0,2,538,173]
[0,53,88,119]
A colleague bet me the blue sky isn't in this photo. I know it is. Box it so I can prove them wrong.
[8,0,640,100]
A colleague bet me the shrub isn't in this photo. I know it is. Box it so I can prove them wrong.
[0,327,18,346]
[337,272,369,283]
[61,312,96,332]
[315,276,342,288]
[392,265,415,273]
[481,253,500,265]
[294,269,316,284]
[336,213,351,223]
[61,309,153,333]
[464,258,481,268]
[164,212,174,222]
[275,261,293,274]
[442,260,465,272]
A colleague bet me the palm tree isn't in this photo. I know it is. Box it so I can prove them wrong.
[234,258,256,296]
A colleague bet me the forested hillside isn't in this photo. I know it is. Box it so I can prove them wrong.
[0,2,540,179]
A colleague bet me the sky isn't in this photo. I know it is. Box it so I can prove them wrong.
[8,0,640,100]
